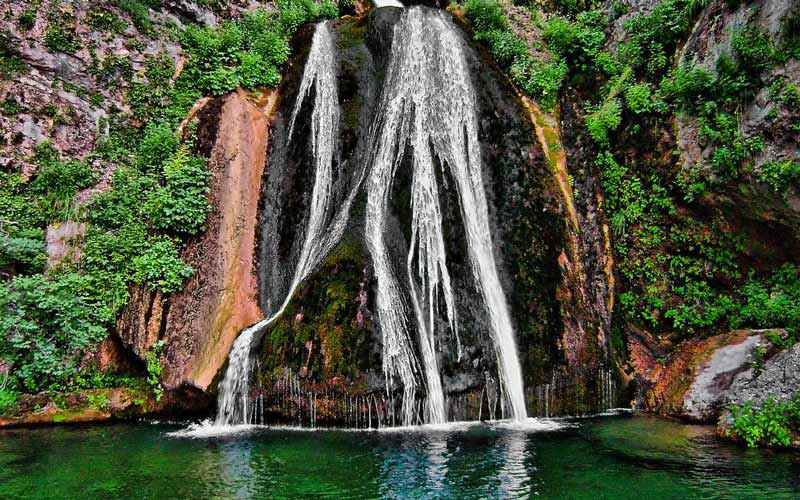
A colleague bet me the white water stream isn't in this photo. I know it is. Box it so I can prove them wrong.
[365,8,526,423]
[215,22,356,426]
[214,8,527,429]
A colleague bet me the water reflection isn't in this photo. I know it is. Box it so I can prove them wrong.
[220,440,256,499]
[2,417,800,499]
[497,431,532,498]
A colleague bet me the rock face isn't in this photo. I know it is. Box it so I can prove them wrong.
[117,90,276,394]
[630,329,800,421]
[161,90,274,392]
[683,333,764,420]
[726,340,800,407]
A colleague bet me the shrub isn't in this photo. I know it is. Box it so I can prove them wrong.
[624,82,652,114]
[510,58,568,110]
[0,232,46,273]
[731,23,775,79]
[462,0,507,32]
[728,397,799,447]
[29,144,98,222]
[0,389,17,415]
[0,274,107,392]
[621,0,707,76]
[758,160,800,190]
[732,265,800,331]
[586,97,622,145]
[132,237,193,294]
[145,147,210,235]
[115,0,152,31]
[475,29,529,68]
[86,8,128,33]
[44,25,81,54]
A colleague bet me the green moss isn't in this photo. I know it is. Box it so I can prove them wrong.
[258,236,373,384]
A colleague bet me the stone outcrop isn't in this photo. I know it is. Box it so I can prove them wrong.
[117,89,277,394]
[629,328,798,421]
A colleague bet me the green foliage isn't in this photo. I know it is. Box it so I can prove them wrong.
[132,237,193,294]
[90,51,134,85]
[586,97,622,145]
[624,82,652,114]
[728,396,800,447]
[597,152,650,237]
[463,0,506,32]
[0,274,108,392]
[29,143,98,223]
[698,111,764,180]
[0,230,46,273]
[44,25,81,54]
[181,1,337,96]
[115,0,153,32]
[620,0,707,76]
[0,38,27,79]
[758,160,800,190]
[0,388,18,414]
[732,265,800,331]
[463,0,567,108]
[543,11,608,73]
[510,58,568,109]
[145,148,210,235]
[731,23,776,78]
[86,392,111,411]
[18,6,38,31]
[86,8,128,33]
[145,340,164,401]
[44,4,82,54]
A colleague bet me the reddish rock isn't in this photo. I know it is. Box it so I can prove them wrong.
[116,287,165,360]
[159,89,277,392]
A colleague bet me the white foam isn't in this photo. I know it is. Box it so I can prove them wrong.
[169,418,571,438]
[373,0,404,8]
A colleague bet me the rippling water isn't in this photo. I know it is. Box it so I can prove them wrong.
[1,416,798,499]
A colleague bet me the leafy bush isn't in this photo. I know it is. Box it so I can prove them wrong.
[543,11,608,73]
[86,8,128,33]
[29,143,98,222]
[732,265,800,331]
[731,23,776,78]
[132,237,193,294]
[0,232,46,273]
[44,25,81,54]
[0,388,17,414]
[463,0,567,108]
[115,0,152,31]
[0,274,108,392]
[180,2,338,96]
[145,148,210,234]
[728,396,800,447]
[621,0,707,76]
[462,0,506,32]
[586,97,622,145]
[758,160,800,190]
[145,340,165,401]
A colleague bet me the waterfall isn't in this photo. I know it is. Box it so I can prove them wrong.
[365,8,527,423]
[214,8,529,428]
[215,21,359,426]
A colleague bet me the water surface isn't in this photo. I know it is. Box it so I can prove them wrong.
[1,416,798,499]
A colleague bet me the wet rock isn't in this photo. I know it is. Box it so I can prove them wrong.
[159,90,275,392]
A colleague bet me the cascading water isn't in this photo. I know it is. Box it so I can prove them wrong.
[365,7,527,423]
[214,8,529,429]
[215,21,360,426]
